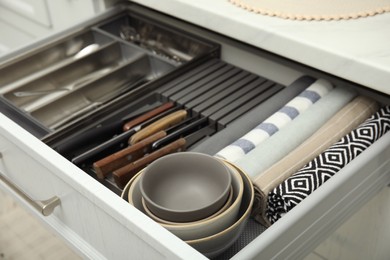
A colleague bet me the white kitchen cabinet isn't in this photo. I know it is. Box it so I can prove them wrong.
[0,20,34,56]
[0,0,52,27]
[0,0,107,54]
[0,2,389,260]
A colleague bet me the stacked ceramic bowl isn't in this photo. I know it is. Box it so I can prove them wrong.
[121,152,254,258]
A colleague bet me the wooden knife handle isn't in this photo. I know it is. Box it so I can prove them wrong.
[129,109,187,145]
[92,131,167,179]
[113,138,186,189]
[122,102,175,131]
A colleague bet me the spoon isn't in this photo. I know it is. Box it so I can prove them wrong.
[13,88,69,97]
[119,25,188,63]
[73,43,100,59]
[13,67,114,97]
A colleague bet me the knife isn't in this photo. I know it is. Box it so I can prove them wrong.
[91,116,200,178]
[128,109,188,145]
[112,124,216,188]
[71,105,182,165]
[122,101,175,131]
[53,102,166,155]
[151,117,209,150]
[93,130,167,179]
[113,138,186,188]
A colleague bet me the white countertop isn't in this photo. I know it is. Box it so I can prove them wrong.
[131,0,390,95]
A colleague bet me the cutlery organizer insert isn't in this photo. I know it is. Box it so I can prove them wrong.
[0,9,220,138]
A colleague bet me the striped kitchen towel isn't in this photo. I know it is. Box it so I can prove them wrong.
[266,105,390,224]
[235,86,356,178]
[215,78,333,162]
[192,76,316,155]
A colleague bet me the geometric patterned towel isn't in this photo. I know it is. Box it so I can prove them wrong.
[266,105,390,224]
[215,79,333,162]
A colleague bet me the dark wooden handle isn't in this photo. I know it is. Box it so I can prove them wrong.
[129,110,187,145]
[113,138,186,189]
[92,131,167,179]
[122,102,175,131]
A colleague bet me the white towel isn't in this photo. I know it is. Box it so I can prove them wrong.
[215,78,333,162]
[235,86,356,178]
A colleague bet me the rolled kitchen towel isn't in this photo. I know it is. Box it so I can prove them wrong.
[251,96,378,226]
[190,76,316,155]
[215,78,333,162]
[266,105,390,224]
[235,86,356,178]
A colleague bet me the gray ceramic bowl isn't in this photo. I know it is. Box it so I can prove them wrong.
[120,160,254,258]
[186,161,254,258]
[141,186,234,226]
[139,152,232,222]
[138,163,243,241]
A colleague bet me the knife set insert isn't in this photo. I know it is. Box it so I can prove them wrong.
[48,58,285,194]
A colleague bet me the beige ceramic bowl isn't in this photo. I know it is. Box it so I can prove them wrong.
[185,161,254,258]
[123,161,244,241]
[122,170,140,203]
[142,186,234,225]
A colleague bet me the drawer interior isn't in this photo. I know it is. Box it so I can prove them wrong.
[1,4,390,260]
[0,9,219,137]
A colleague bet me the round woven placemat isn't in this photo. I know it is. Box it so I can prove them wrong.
[229,0,390,20]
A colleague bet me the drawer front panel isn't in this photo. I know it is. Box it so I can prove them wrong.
[0,113,202,259]
[2,105,390,259]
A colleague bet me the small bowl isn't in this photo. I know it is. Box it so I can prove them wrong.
[125,161,244,241]
[121,160,254,258]
[186,161,254,258]
[142,186,234,225]
[139,152,232,222]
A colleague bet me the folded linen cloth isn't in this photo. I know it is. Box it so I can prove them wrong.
[235,86,356,178]
[266,105,390,224]
[215,78,333,162]
[250,96,378,226]
[191,76,316,155]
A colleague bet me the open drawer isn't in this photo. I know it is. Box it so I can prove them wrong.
[0,3,390,260]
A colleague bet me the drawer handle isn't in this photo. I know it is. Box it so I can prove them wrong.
[0,172,61,216]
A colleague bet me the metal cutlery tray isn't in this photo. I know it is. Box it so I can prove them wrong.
[0,9,219,137]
